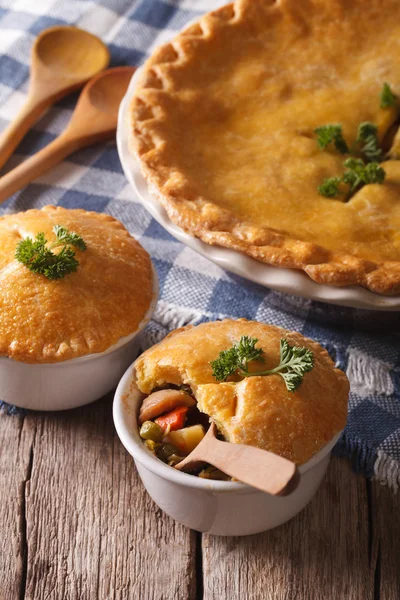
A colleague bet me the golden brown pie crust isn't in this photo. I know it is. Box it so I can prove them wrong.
[134,319,349,465]
[130,0,400,295]
[0,206,154,363]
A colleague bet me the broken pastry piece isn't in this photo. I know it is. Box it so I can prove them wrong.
[135,319,349,471]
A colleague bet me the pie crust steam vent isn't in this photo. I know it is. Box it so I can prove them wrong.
[130,0,400,295]
[0,206,153,363]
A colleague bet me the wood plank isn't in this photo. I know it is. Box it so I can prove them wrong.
[0,410,36,600]
[0,395,196,600]
[371,479,400,600]
[202,457,373,600]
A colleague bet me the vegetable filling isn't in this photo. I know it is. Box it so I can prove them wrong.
[139,386,230,480]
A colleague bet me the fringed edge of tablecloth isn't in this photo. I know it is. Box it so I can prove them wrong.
[333,432,399,492]
[374,451,400,493]
[333,432,376,478]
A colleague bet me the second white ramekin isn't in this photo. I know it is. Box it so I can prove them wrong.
[113,364,341,536]
[0,266,158,411]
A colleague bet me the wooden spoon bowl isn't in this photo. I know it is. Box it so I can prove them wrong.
[86,68,136,116]
[34,26,110,80]
[67,67,136,139]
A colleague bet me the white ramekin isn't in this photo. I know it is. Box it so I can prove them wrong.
[113,365,342,536]
[0,266,158,411]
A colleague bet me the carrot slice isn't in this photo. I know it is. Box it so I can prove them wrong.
[155,406,189,432]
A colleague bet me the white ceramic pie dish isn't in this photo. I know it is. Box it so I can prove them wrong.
[113,364,342,536]
[0,266,158,412]
[117,68,400,312]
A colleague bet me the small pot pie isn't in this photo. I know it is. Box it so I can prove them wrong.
[134,319,349,466]
[131,0,400,295]
[0,206,153,363]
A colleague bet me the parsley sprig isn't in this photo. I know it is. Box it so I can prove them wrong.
[300,83,397,199]
[357,122,382,162]
[342,158,385,191]
[314,83,399,199]
[380,82,397,109]
[315,122,383,164]
[317,176,342,198]
[314,124,348,154]
[210,336,314,392]
[15,225,87,280]
[319,158,386,198]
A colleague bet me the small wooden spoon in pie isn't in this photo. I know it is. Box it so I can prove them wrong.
[175,422,300,496]
[0,26,110,170]
[0,66,135,204]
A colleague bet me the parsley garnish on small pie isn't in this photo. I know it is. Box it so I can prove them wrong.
[15,225,87,280]
[131,0,400,295]
[211,336,314,392]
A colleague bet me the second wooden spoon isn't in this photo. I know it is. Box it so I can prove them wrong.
[175,423,300,496]
[0,66,136,204]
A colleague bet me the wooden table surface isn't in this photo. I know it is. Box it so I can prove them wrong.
[1,394,399,600]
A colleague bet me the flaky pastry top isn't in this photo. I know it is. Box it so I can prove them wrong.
[131,0,400,294]
[0,206,153,363]
[134,319,349,465]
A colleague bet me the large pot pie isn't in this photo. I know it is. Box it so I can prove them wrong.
[134,319,349,465]
[131,0,400,295]
[0,206,153,363]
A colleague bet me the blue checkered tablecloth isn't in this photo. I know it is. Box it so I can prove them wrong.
[0,0,399,490]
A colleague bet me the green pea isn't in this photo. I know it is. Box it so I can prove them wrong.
[139,421,164,442]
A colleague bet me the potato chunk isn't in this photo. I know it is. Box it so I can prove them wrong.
[166,425,206,456]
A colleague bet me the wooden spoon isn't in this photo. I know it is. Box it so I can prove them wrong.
[0,67,136,204]
[0,26,110,171]
[175,423,300,496]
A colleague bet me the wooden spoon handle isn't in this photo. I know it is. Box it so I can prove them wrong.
[0,132,80,204]
[195,437,299,496]
[0,93,53,171]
